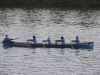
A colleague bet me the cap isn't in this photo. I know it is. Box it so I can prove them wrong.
[5,35,8,37]
[76,36,79,39]
[47,36,50,39]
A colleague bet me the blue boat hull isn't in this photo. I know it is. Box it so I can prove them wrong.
[2,42,94,49]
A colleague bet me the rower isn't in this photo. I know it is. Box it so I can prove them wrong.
[71,36,80,44]
[55,36,65,45]
[27,36,37,44]
[42,36,52,45]
[2,35,18,43]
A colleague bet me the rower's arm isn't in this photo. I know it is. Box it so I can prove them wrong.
[56,40,62,42]
[42,40,48,42]
[28,39,34,41]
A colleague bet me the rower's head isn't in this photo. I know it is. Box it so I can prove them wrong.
[48,36,50,39]
[33,36,36,39]
[76,36,79,39]
[61,36,64,39]
[5,35,8,38]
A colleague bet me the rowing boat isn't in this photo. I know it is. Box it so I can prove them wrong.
[2,41,94,49]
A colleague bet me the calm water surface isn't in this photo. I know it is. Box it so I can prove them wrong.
[0,7,100,75]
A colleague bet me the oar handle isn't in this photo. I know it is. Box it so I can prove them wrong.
[14,38,19,40]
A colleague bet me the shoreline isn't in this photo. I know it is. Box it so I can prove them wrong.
[0,0,100,8]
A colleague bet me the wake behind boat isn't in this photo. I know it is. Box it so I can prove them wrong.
[3,41,94,49]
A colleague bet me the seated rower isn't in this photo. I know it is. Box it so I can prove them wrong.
[55,36,65,45]
[2,35,18,43]
[71,36,80,44]
[42,36,52,45]
[27,35,37,44]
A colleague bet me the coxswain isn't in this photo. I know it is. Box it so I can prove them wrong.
[2,35,18,43]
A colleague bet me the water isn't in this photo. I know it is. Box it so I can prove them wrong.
[0,7,100,75]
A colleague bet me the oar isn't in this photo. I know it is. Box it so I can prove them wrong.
[71,44,74,49]
[13,38,19,40]
[0,41,2,43]
[41,40,46,48]
[42,42,46,48]
[54,40,57,45]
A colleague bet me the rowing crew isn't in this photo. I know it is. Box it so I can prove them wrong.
[2,35,80,45]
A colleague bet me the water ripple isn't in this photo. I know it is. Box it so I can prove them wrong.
[0,7,100,75]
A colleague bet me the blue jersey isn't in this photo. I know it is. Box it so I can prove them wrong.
[28,38,37,44]
[42,38,52,45]
[71,39,80,44]
[56,39,65,45]
[2,38,13,43]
